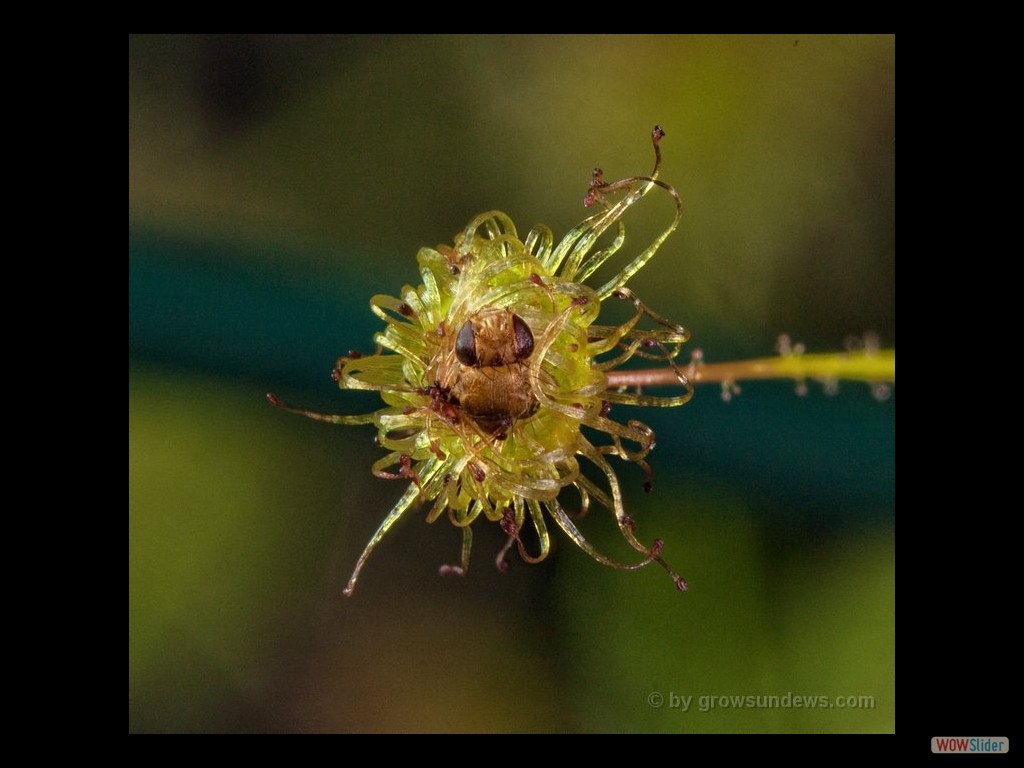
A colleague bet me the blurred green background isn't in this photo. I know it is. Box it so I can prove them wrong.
[129,34,894,733]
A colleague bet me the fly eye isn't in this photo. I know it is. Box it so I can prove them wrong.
[455,320,478,366]
[511,314,534,361]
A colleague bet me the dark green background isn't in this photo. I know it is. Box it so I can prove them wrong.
[129,34,894,733]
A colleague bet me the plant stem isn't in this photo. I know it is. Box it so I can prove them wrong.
[605,349,895,389]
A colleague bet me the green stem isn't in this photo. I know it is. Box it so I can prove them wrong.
[605,349,895,389]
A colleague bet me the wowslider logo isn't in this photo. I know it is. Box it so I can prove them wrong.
[932,737,1008,754]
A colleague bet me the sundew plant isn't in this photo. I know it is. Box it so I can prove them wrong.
[269,126,895,597]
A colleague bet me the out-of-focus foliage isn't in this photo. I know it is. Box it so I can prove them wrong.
[129,34,894,733]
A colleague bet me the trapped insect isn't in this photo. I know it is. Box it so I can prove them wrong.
[269,126,693,596]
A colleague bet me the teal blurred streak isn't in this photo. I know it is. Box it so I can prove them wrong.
[129,230,893,519]
[129,229,380,395]
[645,382,894,517]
